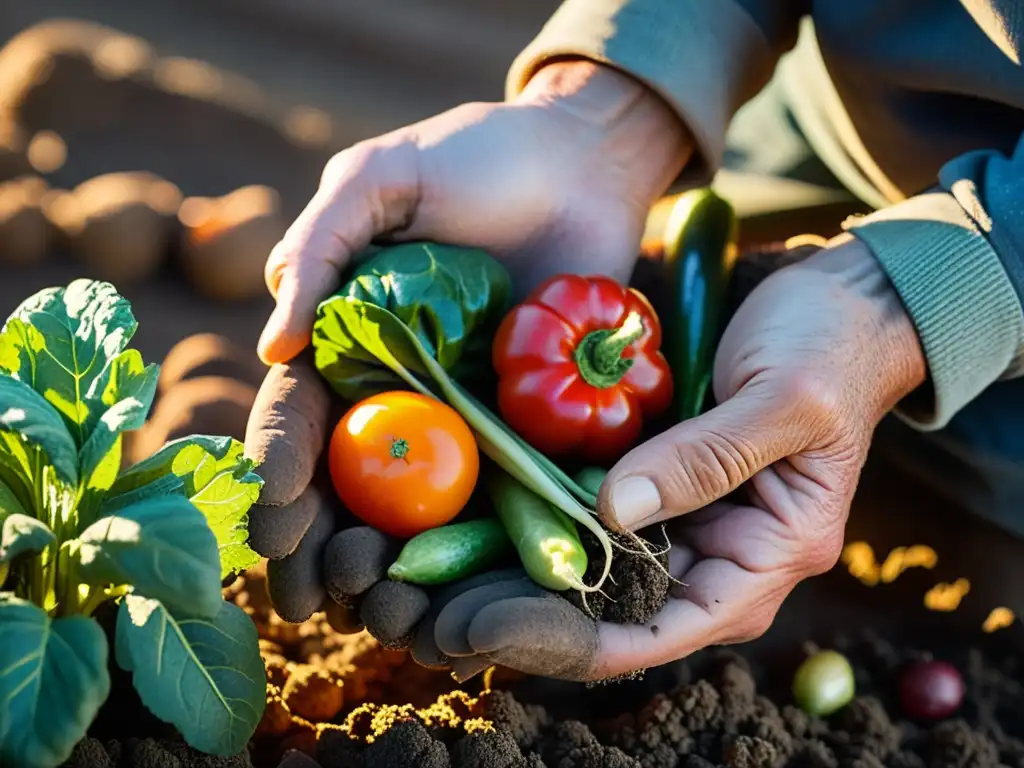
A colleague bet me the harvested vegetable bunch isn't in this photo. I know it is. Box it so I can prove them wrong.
[492,274,673,464]
[0,280,266,768]
[311,242,655,595]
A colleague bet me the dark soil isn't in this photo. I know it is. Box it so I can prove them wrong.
[568,528,672,625]
[295,630,1024,768]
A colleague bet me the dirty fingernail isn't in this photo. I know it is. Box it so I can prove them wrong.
[610,477,662,530]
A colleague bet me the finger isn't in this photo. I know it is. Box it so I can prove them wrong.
[322,526,400,603]
[681,500,843,578]
[323,600,365,635]
[359,580,430,651]
[598,382,810,531]
[411,568,526,670]
[450,656,494,684]
[245,356,331,507]
[434,576,548,657]
[247,485,323,560]
[593,558,793,679]
[466,595,599,682]
[258,141,420,364]
[265,497,337,622]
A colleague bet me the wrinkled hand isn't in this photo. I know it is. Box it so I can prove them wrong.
[243,59,689,644]
[436,238,928,681]
[256,59,689,365]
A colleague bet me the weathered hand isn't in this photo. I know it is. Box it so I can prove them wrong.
[244,59,689,638]
[256,59,690,365]
[431,239,928,681]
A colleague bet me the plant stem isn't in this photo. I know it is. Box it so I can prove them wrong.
[574,311,645,388]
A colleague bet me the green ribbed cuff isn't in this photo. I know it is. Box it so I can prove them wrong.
[847,192,1024,431]
[505,0,774,186]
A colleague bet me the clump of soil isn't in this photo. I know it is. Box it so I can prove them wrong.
[569,528,671,625]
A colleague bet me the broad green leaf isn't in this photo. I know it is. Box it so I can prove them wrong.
[0,594,110,768]
[116,595,266,757]
[0,279,137,447]
[0,514,55,563]
[106,436,263,578]
[76,495,222,618]
[0,375,78,487]
[108,435,240,501]
[77,352,159,523]
[188,465,262,578]
[313,242,510,400]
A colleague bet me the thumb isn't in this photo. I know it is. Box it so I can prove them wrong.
[598,381,814,531]
[257,142,420,364]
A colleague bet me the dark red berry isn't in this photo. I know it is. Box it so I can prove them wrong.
[899,660,965,720]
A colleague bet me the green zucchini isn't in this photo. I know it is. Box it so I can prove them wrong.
[661,188,739,421]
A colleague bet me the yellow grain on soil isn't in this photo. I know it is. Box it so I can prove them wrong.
[924,578,970,611]
[983,607,1015,633]
[343,690,493,744]
[841,542,937,586]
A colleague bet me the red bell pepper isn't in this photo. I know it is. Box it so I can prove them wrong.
[492,274,673,464]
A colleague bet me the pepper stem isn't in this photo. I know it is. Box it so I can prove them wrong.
[390,437,409,459]
[574,311,646,389]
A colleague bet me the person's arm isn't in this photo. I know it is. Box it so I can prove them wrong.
[844,134,1024,429]
[506,0,805,187]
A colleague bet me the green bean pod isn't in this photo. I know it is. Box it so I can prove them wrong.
[387,519,512,586]
[487,471,588,592]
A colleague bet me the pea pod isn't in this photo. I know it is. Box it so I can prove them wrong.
[661,188,739,420]
[387,519,512,586]
[487,471,588,592]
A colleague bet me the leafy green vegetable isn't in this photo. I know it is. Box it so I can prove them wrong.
[314,241,511,400]
[106,435,263,577]
[0,280,265,767]
[116,595,266,756]
[0,280,137,447]
[76,497,223,619]
[313,244,617,593]
[0,595,110,768]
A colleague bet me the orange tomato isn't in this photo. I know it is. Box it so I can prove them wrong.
[327,391,480,538]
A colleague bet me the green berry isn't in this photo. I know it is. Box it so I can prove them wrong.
[792,649,856,716]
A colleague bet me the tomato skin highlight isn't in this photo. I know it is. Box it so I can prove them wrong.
[327,391,480,538]
[493,275,673,464]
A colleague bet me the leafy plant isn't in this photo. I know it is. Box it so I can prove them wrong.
[0,280,265,768]
[312,242,621,595]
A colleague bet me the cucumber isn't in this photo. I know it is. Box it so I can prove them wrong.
[387,519,512,585]
[487,471,588,591]
[661,188,739,421]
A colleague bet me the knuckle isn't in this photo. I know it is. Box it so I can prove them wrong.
[801,528,845,577]
[775,372,843,433]
[668,435,744,505]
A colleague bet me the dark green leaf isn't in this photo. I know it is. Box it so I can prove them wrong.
[116,595,266,757]
[106,436,263,578]
[0,280,137,447]
[0,515,55,563]
[0,594,110,768]
[313,242,510,400]
[76,496,222,618]
[0,477,27,519]
[0,375,78,487]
